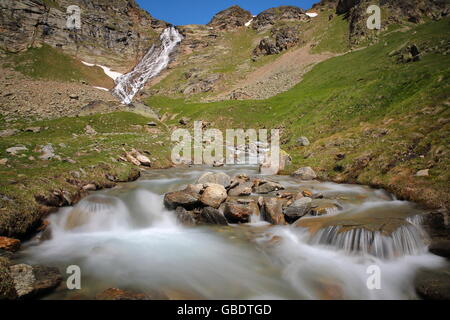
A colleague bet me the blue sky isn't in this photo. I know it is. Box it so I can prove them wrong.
[136,0,319,26]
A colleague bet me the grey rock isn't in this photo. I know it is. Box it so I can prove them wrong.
[0,129,19,137]
[296,136,310,146]
[262,198,286,225]
[6,146,28,155]
[197,172,231,188]
[284,197,312,222]
[164,191,200,210]
[253,180,285,194]
[291,167,317,180]
[38,144,55,160]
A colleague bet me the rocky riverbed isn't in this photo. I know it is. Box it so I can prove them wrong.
[1,165,449,300]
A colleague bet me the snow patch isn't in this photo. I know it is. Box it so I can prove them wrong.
[306,12,318,18]
[93,86,110,92]
[81,61,123,81]
[245,19,253,27]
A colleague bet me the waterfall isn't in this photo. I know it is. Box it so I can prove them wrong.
[113,26,183,104]
[308,215,430,259]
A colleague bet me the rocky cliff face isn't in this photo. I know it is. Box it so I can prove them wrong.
[0,0,168,69]
[207,5,253,30]
[314,0,449,46]
[252,6,310,31]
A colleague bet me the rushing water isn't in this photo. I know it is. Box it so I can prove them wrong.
[17,166,446,300]
[113,26,183,104]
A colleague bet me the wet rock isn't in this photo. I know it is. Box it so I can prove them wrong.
[9,264,62,299]
[429,240,450,259]
[69,94,79,100]
[197,172,231,188]
[296,136,310,146]
[262,198,287,225]
[31,265,63,297]
[185,184,205,195]
[228,181,253,197]
[283,197,312,223]
[0,237,20,253]
[291,167,317,180]
[198,207,228,225]
[176,205,227,227]
[96,288,151,300]
[415,267,450,300]
[164,191,200,210]
[175,207,197,226]
[253,179,285,194]
[200,184,227,208]
[223,202,257,224]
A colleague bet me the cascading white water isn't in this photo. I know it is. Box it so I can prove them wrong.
[308,222,429,259]
[19,166,446,300]
[113,26,183,104]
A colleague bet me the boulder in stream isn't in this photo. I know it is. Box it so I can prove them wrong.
[8,264,62,299]
[223,201,259,224]
[197,172,231,188]
[283,197,312,223]
[291,167,317,180]
[262,198,287,225]
[253,179,285,194]
[164,191,200,210]
[200,183,227,208]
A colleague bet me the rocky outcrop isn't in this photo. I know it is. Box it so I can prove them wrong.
[253,25,301,56]
[0,0,168,68]
[252,6,310,31]
[335,0,449,46]
[207,5,253,31]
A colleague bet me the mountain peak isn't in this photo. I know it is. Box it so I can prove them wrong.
[252,5,309,31]
[207,5,253,30]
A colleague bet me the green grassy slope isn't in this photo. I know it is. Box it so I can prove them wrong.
[146,18,450,210]
[0,112,172,236]
[3,44,114,88]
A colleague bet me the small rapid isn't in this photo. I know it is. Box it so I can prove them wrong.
[17,166,446,300]
[113,26,183,104]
